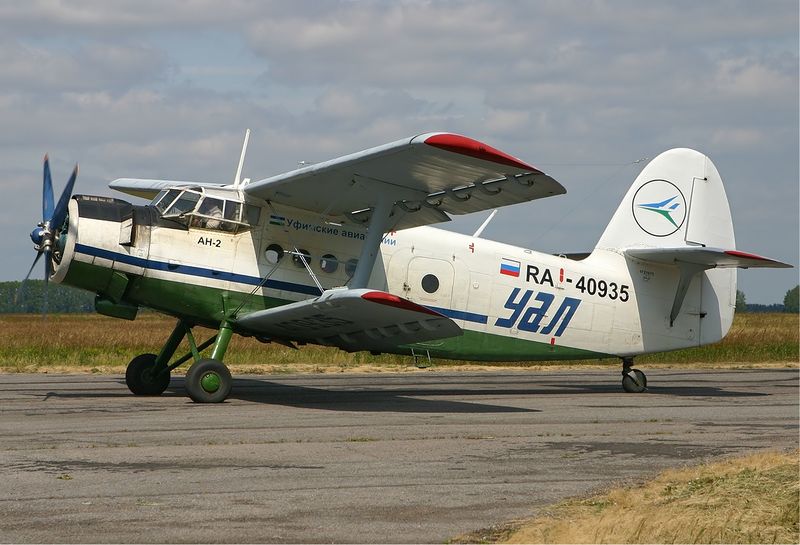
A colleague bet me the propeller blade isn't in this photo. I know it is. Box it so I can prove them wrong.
[43,254,51,319]
[15,251,43,305]
[50,163,77,230]
[43,155,54,222]
[44,251,51,284]
[22,251,43,284]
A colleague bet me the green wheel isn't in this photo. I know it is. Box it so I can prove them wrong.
[185,359,232,403]
[125,353,170,396]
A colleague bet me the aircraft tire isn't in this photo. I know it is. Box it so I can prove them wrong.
[125,353,170,395]
[185,359,232,403]
[622,368,647,393]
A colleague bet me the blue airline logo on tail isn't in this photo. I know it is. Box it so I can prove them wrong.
[631,179,687,237]
[637,195,681,228]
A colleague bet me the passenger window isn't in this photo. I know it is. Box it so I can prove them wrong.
[292,249,311,268]
[421,274,440,294]
[320,254,338,273]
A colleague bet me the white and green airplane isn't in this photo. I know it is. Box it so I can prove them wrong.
[26,132,790,402]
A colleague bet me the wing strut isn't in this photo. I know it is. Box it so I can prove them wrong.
[233,128,251,189]
[350,195,393,289]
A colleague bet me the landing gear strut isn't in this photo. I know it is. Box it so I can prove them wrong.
[621,357,647,393]
[124,319,234,403]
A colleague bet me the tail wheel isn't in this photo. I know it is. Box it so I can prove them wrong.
[126,353,170,395]
[185,359,232,403]
[622,368,647,393]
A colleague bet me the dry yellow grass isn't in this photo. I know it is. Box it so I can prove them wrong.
[456,450,799,544]
[640,312,799,364]
[0,312,797,373]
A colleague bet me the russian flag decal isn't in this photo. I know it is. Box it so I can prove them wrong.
[500,258,521,277]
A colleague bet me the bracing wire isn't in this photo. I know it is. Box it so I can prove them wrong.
[529,157,648,248]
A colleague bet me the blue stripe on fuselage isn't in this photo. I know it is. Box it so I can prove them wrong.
[75,243,321,295]
[73,243,490,324]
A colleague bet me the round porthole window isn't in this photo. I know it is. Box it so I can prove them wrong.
[292,249,311,268]
[421,274,439,294]
[264,244,284,264]
[320,254,338,273]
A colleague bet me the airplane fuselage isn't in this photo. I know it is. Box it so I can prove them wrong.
[54,192,723,362]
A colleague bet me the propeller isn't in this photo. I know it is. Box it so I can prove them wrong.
[17,155,78,313]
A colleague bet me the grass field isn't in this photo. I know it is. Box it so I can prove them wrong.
[0,312,797,374]
[454,450,800,544]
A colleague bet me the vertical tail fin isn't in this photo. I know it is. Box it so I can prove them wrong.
[596,148,735,252]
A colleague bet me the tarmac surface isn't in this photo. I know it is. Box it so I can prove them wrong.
[0,368,797,543]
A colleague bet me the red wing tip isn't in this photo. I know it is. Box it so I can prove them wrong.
[424,133,539,172]
[725,250,792,267]
[725,250,772,261]
[361,291,442,316]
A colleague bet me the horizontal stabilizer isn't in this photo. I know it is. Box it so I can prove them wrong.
[626,247,792,269]
[627,246,792,326]
[235,288,462,352]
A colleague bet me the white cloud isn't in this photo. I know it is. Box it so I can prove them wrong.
[1,1,796,303]
[0,39,169,93]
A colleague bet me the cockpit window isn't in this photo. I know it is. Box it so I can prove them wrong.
[151,189,168,207]
[154,189,181,214]
[194,197,225,229]
[224,201,242,222]
[199,197,224,217]
[163,191,200,217]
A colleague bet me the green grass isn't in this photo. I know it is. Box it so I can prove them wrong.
[0,312,796,373]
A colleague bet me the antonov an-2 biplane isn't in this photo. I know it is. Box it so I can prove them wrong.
[26,132,790,402]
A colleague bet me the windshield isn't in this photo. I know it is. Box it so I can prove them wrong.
[163,191,200,216]
[154,189,181,214]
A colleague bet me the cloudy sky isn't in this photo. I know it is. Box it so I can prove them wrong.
[2,0,797,303]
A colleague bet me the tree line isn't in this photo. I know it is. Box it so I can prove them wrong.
[0,280,94,313]
[736,285,798,313]
[1,280,798,314]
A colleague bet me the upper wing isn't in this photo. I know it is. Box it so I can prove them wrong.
[234,288,462,352]
[244,132,564,230]
[108,178,226,200]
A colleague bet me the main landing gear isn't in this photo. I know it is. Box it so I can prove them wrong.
[621,356,647,393]
[124,320,234,403]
